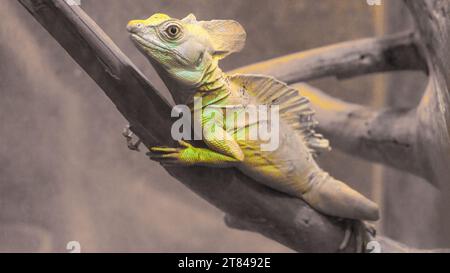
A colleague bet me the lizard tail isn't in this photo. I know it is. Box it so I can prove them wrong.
[301,171,379,221]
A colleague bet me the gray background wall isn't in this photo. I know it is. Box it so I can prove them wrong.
[0,0,436,252]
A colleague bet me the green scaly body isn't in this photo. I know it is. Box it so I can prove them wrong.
[127,13,379,221]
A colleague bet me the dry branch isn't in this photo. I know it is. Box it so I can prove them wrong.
[233,31,427,84]
[290,83,422,179]
[401,0,450,191]
[17,0,446,252]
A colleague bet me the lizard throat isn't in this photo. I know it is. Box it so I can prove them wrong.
[190,62,231,107]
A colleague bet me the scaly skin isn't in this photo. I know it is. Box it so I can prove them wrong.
[127,13,379,222]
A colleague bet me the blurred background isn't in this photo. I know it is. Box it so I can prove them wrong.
[0,0,439,252]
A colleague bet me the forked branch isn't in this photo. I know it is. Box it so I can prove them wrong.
[18,0,446,252]
[291,83,422,178]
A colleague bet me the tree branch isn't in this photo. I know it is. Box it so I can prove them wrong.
[230,25,431,183]
[18,0,443,252]
[291,83,423,178]
[232,31,427,84]
[232,0,450,191]
[402,0,450,190]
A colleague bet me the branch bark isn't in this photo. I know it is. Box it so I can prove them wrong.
[17,0,445,252]
[233,31,427,84]
[290,83,423,179]
[402,0,450,191]
[232,0,450,191]
[229,21,430,182]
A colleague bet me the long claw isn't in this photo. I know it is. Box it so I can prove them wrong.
[366,223,377,237]
[146,152,184,167]
[178,140,192,148]
[339,221,352,251]
[148,153,179,159]
[338,220,376,253]
[356,225,363,253]
[150,147,179,153]
[147,141,196,167]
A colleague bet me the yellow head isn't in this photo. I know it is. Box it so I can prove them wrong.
[127,13,246,90]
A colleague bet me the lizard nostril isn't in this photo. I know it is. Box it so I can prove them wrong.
[127,21,144,33]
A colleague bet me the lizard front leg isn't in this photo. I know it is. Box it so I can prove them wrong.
[150,110,245,167]
[148,140,241,167]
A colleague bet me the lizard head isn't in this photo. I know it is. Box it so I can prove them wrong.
[127,13,246,97]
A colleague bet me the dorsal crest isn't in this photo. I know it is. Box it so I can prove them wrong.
[229,74,331,155]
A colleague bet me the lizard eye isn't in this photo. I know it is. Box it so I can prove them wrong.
[165,24,181,39]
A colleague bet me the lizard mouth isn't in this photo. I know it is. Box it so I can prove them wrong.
[130,34,191,66]
[130,34,167,52]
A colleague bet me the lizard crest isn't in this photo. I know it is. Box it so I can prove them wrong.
[127,13,246,101]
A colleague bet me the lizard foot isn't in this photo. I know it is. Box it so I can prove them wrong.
[122,125,142,152]
[339,220,376,253]
[147,140,195,166]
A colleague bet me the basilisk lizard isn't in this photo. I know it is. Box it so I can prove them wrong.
[125,13,379,251]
